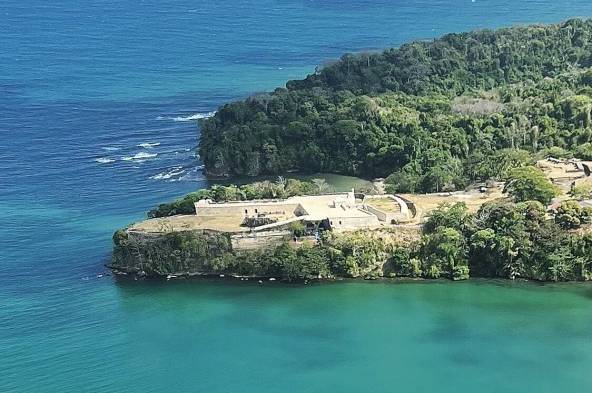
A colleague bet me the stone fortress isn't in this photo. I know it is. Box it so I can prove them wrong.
[194,190,412,233]
[127,190,416,242]
[127,190,415,250]
[123,157,592,251]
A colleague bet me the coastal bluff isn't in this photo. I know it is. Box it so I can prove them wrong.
[110,191,421,280]
[110,159,592,282]
[110,226,421,280]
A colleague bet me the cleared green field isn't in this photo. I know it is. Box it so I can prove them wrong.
[366,197,401,213]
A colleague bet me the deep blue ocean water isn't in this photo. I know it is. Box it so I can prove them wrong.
[2,1,592,392]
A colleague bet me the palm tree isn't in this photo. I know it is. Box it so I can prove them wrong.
[276,176,286,190]
[312,178,329,194]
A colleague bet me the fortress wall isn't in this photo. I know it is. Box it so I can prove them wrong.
[329,214,379,229]
[391,195,410,217]
[364,204,388,221]
[363,195,411,222]
[394,195,417,218]
[230,230,292,250]
[196,203,300,217]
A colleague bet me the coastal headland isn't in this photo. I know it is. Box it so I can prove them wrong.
[112,20,592,283]
[111,158,592,282]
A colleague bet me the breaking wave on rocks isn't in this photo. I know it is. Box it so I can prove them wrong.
[171,111,216,122]
[150,165,204,182]
[150,166,186,180]
[122,152,158,161]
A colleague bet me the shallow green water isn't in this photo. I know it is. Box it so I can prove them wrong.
[105,280,592,393]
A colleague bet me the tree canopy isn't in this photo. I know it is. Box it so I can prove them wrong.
[199,19,592,194]
[391,201,592,281]
[505,166,559,204]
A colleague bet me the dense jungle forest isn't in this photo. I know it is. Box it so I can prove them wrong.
[199,19,592,193]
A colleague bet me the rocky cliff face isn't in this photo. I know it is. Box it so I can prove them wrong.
[110,227,309,279]
[110,229,233,277]
[109,226,421,280]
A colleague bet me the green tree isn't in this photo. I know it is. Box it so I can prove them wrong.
[388,247,422,277]
[289,221,307,237]
[312,178,330,193]
[420,227,468,279]
[555,200,584,229]
[505,166,558,204]
[423,203,471,234]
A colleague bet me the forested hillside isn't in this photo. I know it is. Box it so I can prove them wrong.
[199,19,592,192]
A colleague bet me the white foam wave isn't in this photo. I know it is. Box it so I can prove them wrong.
[102,146,121,152]
[122,152,158,161]
[172,111,216,122]
[149,165,205,182]
[150,167,186,180]
[171,166,205,182]
[95,157,115,164]
[138,142,160,148]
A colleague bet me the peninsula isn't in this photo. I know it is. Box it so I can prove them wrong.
[111,20,592,282]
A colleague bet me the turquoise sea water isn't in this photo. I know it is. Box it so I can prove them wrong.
[2,1,592,392]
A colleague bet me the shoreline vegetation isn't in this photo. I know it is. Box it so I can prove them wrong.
[111,19,592,283]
